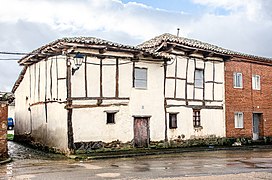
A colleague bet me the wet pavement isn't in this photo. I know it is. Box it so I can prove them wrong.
[1,141,272,179]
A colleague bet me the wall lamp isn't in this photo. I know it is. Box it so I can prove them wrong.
[72,52,85,75]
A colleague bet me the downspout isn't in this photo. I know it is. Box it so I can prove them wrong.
[66,56,75,154]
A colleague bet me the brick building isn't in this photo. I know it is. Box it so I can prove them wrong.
[225,56,272,139]
[0,101,8,159]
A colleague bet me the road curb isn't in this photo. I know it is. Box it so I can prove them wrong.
[72,145,272,160]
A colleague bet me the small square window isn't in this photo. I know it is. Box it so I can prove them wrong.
[233,72,243,88]
[252,75,260,90]
[169,113,178,129]
[234,112,243,128]
[106,112,116,124]
[193,109,201,127]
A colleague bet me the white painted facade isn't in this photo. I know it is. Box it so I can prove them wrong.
[13,36,226,153]
[165,55,225,140]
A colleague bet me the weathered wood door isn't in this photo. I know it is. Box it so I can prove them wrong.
[134,117,150,148]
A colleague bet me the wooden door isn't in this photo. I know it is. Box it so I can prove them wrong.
[134,117,149,148]
[253,113,260,140]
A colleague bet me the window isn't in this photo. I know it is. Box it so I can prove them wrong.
[252,75,260,90]
[193,109,201,127]
[195,69,204,88]
[234,112,243,128]
[134,67,147,89]
[169,113,178,129]
[233,72,243,88]
[106,112,116,124]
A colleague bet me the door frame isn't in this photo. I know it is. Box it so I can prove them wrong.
[252,113,262,141]
[133,115,151,148]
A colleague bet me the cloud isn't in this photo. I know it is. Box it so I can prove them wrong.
[0,0,271,91]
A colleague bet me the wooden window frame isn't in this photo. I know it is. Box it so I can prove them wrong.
[105,110,119,124]
[193,109,201,127]
[169,113,178,129]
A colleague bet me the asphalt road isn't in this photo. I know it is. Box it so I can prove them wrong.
[1,141,272,179]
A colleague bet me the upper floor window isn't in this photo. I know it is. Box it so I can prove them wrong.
[169,113,178,129]
[195,69,204,88]
[193,109,201,127]
[134,67,147,89]
[233,72,243,88]
[234,112,243,128]
[252,75,260,90]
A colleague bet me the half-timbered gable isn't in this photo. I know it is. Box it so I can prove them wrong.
[139,33,231,140]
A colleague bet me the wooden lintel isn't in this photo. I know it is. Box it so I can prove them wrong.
[69,97,129,101]
[66,103,129,109]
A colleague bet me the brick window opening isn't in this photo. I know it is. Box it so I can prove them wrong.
[107,112,116,124]
[234,112,244,128]
[169,113,178,129]
[134,67,147,89]
[193,109,201,127]
[233,72,243,88]
[195,69,204,88]
[252,75,260,90]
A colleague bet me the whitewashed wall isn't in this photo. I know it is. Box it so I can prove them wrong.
[71,55,165,143]
[166,55,225,139]
[14,56,68,152]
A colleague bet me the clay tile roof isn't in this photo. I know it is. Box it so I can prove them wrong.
[19,36,170,64]
[138,33,272,61]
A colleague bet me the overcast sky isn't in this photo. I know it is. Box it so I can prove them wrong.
[0,0,271,92]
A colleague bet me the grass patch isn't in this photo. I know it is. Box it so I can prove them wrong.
[7,134,14,141]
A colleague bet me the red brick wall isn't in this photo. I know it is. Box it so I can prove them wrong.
[225,58,272,138]
[0,103,8,158]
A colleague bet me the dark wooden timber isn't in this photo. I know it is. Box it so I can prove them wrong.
[132,61,135,87]
[50,59,53,99]
[34,63,36,100]
[163,61,168,143]
[174,57,177,98]
[212,62,215,101]
[166,77,186,81]
[84,56,88,97]
[66,57,75,153]
[202,62,206,105]
[100,58,103,98]
[66,103,128,109]
[29,65,31,99]
[44,59,48,123]
[38,63,41,101]
[56,56,59,100]
[185,58,189,105]
[166,104,223,109]
[69,97,129,101]
[115,58,119,97]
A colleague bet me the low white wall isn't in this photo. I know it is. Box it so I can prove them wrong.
[167,107,225,140]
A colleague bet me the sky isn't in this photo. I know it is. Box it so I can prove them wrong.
[0,0,271,92]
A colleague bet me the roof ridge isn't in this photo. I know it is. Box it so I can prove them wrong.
[138,33,272,61]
